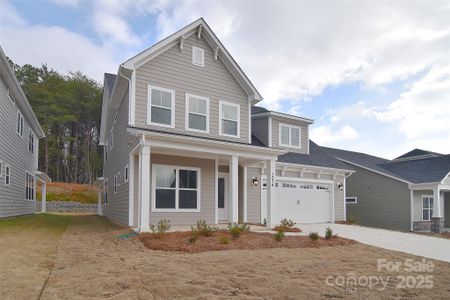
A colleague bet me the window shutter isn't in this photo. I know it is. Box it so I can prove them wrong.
[192,47,204,67]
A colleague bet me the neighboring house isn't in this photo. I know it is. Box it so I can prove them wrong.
[98,18,352,232]
[323,147,450,232]
[0,46,49,218]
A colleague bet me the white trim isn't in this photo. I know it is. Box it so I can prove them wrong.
[124,164,129,183]
[215,158,219,224]
[114,172,119,193]
[16,110,24,138]
[185,93,210,133]
[243,165,248,222]
[219,100,240,138]
[138,144,150,232]
[28,129,35,154]
[268,116,272,147]
[128,71,136,126]
[151,164,201,213]
[109,128,114,150]
[279,123,301,149]
[421,194,434,221]
[25,172,35,201]
[128,155,134,226]
[147,85,175,128]
[252,111,314,124]
[410,189,414,231]
[192,46,204,67]
[248,102,251,144]
[230,155,239,223]
[4,163,11,186]
[345,196,358,204]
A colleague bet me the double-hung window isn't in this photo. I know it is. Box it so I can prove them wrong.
[219,101,240,137]
[28,130,34,153]
[5,164,10,186]
[25,173,34,200]
[17,111,24,137]
[186,94,209,132]
[422,195,434,221]
[279,123,301,148]
[148,85,175,127]
[152,165,200,212]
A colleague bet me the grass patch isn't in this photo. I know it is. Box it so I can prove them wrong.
[37,182,97,203]
[0,213,72,236]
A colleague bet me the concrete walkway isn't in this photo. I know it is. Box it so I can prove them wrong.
[288,223,450,263]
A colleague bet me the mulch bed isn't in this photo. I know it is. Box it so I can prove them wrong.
[138,230,356,253]
[273,226,302,232]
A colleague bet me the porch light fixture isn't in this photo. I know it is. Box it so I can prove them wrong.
[337,183,344,191]
[251,176,259,186]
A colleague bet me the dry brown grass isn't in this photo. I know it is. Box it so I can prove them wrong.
[36,182,97,203]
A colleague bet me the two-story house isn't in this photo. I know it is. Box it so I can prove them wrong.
[0,46,49,218]
[99,18,352,232]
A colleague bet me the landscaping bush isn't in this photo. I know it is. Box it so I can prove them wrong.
[280,218,296,229]
[325,227,333,240]
[347,215,358,224]
[220,236,230,245]
[274,230,284,242]
[150,219,171,239]
[195,220,218,237]
[309,231,320,241]
[227,223,250,239]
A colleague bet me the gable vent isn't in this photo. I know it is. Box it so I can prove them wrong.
[192,46,204,67]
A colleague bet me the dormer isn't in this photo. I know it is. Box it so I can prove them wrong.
[251,106,314,154]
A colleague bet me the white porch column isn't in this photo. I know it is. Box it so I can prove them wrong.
[41,182,46,213]
[97,186,102,216]
[266,159,275,228]
[214,158,219,225]
[433,187,442,218]
[243,165,248,223]
[229,155,239,223]
[138,145,151,232]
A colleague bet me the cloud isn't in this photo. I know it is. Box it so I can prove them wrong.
[310,125,359,145]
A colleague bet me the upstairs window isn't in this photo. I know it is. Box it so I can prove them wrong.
[124,164,129,183]
[219,101,240,137]
[28,130,35,154]
[17,111,24,137]
[422,195,434,221]
[192,46,204,67]
[148,85,175,127]
[279,124,301,148]
[25,173,35,200]
[186,94,209,132]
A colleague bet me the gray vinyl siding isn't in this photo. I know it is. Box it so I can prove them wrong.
[147,154,215,225]
[134,34,250,144]
[445,192,450,228]
[0,77,37,218]
[102,89,139,226]
[252,117,269,146]
[271,116,309,154]
[442,175,450,185]
[247,167,262,223]
[345,163,411,232]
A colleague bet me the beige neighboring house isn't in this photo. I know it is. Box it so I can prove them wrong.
[98,18,353,232]
[0,46,50,218]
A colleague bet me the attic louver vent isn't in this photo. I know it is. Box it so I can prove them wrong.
[192,46,204,67]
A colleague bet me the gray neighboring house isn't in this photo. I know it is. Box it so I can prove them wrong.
[323,147,450,233]
[0,46,50,218]
[98,18,352,232]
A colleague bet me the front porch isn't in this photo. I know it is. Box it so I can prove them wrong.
[128,133,282,232]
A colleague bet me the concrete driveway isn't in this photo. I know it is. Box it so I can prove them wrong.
[293,223,450,263]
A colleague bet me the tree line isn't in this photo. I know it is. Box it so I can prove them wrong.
[10,61,103,184]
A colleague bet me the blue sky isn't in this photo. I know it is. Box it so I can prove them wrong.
[1,0,449,159]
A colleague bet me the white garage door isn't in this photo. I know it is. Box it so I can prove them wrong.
[261,177,333,224]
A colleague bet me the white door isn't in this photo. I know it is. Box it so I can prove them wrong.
[218,173,228,221]
[262,177,333,224]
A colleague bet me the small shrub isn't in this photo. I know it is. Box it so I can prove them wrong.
[228,223,250,239]
[188,226,199,244]
[280,218,296,228]
[195,220,217,237]
[347,215,358,224]
[150,219,171,239]
[275,230,284,242]
[325,227,333,240]
[220,236,230,245]
[309,231,320,241]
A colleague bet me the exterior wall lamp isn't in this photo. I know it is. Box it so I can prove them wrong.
[337,183,344,191]
[251,176,259,186]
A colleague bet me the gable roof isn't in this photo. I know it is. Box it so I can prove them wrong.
[278,141,352,171]
[251,105,314,124]
[394,149,443,161]
[122,18,262,104]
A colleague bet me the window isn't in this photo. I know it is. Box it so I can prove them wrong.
[0,160,3,176]
[219,101,240,137]
[148,85,175,127]
[109,129,113,150]
[346,197,357,204]
[185,93,209,132]
[114,173,119,193]
[104,180,108,204]
[124,165,129,183]
[152,165,200,211]
[422,195,434,221]
[5,164,11,186]
[279,124,301,148]
[28,130,34,154]
[16,111,24,137]
[192,46,204,67]
[25,173,35,200]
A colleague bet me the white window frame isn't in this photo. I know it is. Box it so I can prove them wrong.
[25,172,35,201]
[16,111,24,138]
[192,46,205,67]
[422,195,434,221]
[28,129,35,154]
[185,93,209,133]
[219,101,240,138]
[124,164,129,183]
[5,164,11,186]
[279,123,301,149]
[114,172,119,193]
[346,197,358,204]
[147,85,175,128]
[151,164,201,213]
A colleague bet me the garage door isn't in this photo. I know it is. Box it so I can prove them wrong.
[261,177,333,224]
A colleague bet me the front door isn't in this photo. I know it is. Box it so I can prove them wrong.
[218,173,229,221]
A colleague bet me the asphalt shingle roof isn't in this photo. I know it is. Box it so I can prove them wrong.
[251,106,269,114]
[395,149,442,160]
